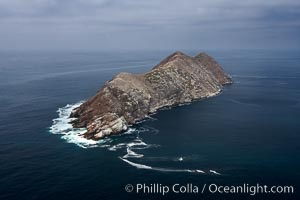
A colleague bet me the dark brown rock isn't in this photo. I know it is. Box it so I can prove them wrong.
[70,51,232,140]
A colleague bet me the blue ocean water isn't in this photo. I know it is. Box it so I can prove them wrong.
[0,50,299,200]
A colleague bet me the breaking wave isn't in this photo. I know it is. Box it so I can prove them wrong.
[49,101,111,148]
[50,102,222,175]
[49,102,159,150]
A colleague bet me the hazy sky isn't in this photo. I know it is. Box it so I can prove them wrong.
[0,0,299,51]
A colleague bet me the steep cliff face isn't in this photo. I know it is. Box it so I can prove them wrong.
[70,51,232,140]
[195,52,232,85]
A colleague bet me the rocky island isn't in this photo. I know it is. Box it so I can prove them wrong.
[70,51,232,140]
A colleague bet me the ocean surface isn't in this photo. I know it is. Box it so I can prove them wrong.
[0,50,299,200]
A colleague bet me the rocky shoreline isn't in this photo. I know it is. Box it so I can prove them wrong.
[70,51,232,140]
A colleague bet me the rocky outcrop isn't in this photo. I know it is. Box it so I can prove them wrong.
[70,51,232,140]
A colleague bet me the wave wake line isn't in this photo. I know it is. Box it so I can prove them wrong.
[50,102,222,176]
[119,157,221,175]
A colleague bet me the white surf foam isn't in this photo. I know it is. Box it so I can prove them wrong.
[120,157,152,169]
[127,138,147,147]
[209,170,221,175]
[121,127,137,135]
[123,148,144,158]
[108,143,127,151]
[108,132,152,151]
[49,101,111,148]
[120,136,151,158]
[50,103,221,175]
[120,157,207,174]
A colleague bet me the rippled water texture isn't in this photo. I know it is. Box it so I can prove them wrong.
[0,50,299,200]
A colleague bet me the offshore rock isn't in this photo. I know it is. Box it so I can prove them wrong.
[70,51,232,140]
